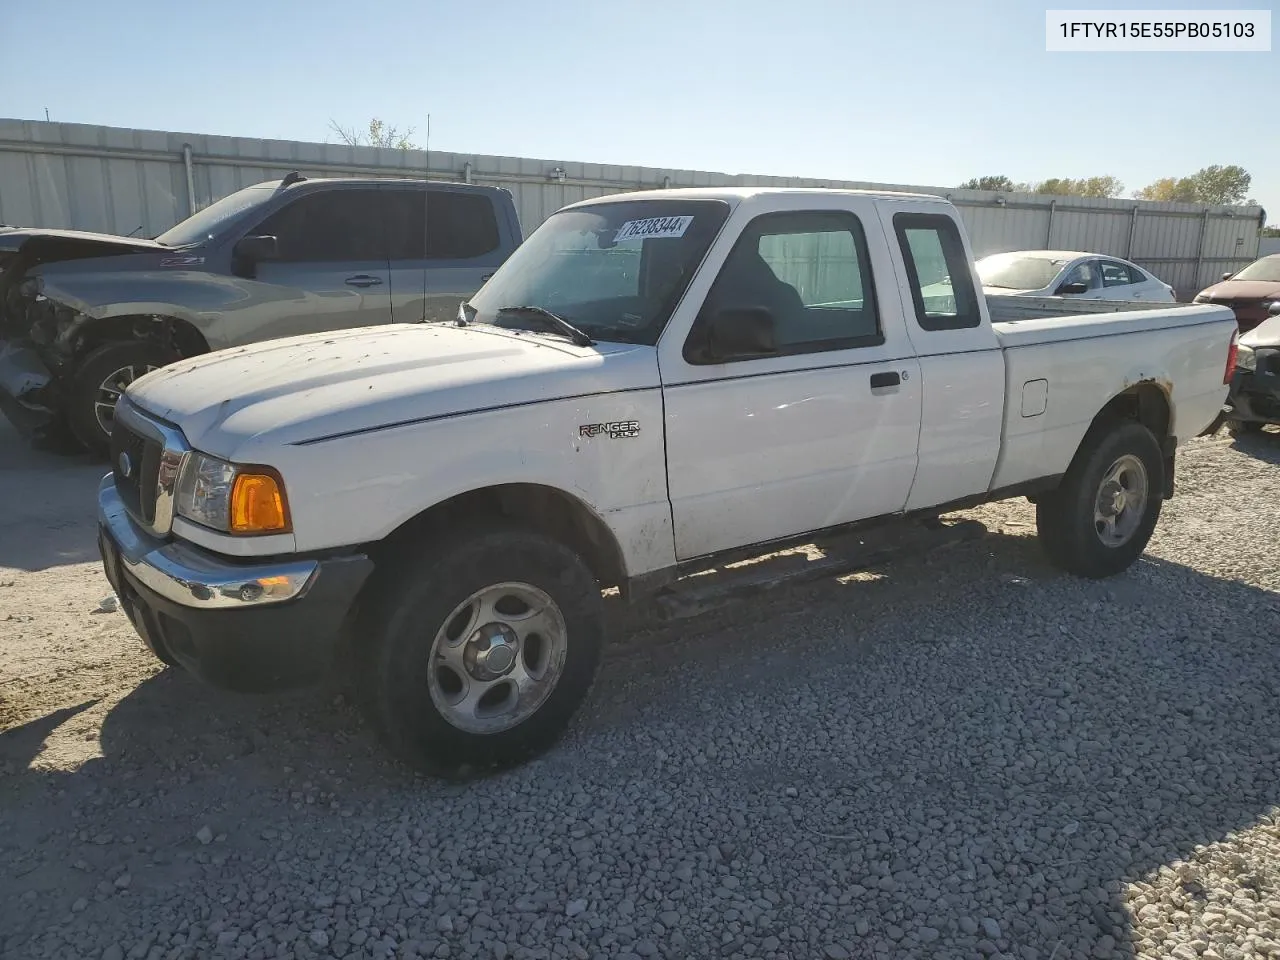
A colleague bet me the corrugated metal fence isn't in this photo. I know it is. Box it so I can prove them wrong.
[0,118,1265,300]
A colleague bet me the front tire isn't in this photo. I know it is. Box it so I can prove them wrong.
[1036,421,1164,579]
[67,341,176,456]
[358,526,604,777]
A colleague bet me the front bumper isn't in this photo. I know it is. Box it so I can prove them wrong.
[0,341,58,436]
[97,476,373,692]
[1225,363,1280,426]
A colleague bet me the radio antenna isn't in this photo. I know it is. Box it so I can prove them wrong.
[421,113,430,322]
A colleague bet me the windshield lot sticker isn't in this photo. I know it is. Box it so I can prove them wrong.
[579,420,641,439]
[614,216,693,243]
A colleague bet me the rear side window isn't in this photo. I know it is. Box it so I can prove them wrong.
[892,213,981,331]
[1125,263,1148,284]
[383,189,502,261]
[1101,260,1135,287]
[253,190,386,262]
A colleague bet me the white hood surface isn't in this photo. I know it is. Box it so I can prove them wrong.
[1240,315,1280,350]
[127,323,659,459]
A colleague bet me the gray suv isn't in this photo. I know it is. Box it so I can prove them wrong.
[0,174,522,454]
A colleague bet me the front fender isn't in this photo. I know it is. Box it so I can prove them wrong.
[34,267,246,339]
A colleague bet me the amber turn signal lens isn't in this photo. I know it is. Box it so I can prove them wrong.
[229,472,290,534]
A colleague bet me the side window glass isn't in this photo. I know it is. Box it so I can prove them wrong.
[692,210,881,362]
[892,213,981,330]
[1100,261,1132,287]
[381,189,502,261]
[1062,262,1095,288]
[1126,263,1148,284]
[252,190,385,262]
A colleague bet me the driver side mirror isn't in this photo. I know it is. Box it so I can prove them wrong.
[1269,301,1280,317]
[692,306,777,363]
[233,235,279,262]
[1222,272,1233,281]
[1057,281,1089,295]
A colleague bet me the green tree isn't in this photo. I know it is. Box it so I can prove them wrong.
[1032,176,1124,198]
[1135,165,1252,205]
[959,175,1018,192]
[328,117,418,150]
[1262,225,1280,238]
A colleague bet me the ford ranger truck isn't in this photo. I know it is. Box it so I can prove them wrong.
[0,175,522,455]
[95,187,1239,776]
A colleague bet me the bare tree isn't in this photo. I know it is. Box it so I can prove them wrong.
[328,118,419,150]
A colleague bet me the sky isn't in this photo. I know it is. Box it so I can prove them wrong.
[4,0,1278,221]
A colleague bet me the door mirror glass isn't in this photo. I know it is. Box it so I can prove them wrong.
[1057,281,1089,295]
[705,306,777,361]
[233,234,279,262]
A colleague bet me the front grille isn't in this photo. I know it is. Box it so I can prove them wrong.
[110,420,162,526]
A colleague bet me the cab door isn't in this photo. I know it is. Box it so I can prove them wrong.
[232,187,394,341]
[657,195,923,561]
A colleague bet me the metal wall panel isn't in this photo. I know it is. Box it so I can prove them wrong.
[0,118,1265,300]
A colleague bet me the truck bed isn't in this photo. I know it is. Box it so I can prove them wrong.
[986,293,1192,324]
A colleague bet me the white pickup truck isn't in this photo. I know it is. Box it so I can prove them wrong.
[96,187,1239,775]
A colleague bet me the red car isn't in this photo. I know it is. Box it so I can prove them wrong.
[1193,253,1280,333]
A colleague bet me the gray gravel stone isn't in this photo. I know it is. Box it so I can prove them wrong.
[4,435,1280,960]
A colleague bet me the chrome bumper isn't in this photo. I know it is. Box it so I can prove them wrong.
[98,474,318,609]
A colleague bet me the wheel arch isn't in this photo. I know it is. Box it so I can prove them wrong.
[369,483,629,592]
[1086,379,1175,498]
[70,314,210,360]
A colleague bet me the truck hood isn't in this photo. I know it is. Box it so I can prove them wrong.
[1240,315,1280,349]
[126,323,660,459]
[1197,279,1280,302]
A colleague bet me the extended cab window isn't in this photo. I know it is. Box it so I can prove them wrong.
[689,210,881,361]
[252,190,386,262]
[383,189,502,261]
[893,213,980,330]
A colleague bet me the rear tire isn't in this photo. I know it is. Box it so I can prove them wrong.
[358,525,604,777]
[1036,420,1164,579]
[67,341,176,457]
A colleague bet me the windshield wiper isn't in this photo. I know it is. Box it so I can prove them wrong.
[493,305,595,347]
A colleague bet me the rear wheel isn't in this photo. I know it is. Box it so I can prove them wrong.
[67,341,175,456]
[358,525,604,777]
[1036,421,1164,578]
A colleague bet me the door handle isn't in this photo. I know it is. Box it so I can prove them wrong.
[344,275,384,288]
[869,371,901,389]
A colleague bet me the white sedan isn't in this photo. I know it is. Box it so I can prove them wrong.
[975,250,1177,302]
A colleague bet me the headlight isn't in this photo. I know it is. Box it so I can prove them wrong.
[1236,345,1256,372]
[175,452,291,535]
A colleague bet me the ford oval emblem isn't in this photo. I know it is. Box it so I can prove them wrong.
[118,452,133,479]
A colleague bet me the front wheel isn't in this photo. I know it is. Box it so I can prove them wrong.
[1036,421,1164,579]
[358,526,604,777]
[67,341,176,456]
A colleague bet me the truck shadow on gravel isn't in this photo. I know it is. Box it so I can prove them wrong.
[1227,428,1280,464]
[3,525,1279,959]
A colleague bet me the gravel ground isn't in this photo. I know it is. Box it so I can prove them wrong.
[2,422,1279,960]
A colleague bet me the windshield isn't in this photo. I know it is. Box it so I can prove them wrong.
[1232,256,1280,283]
[154,184,276,246]
[464,199,731,345]
[975,253,1066,290]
